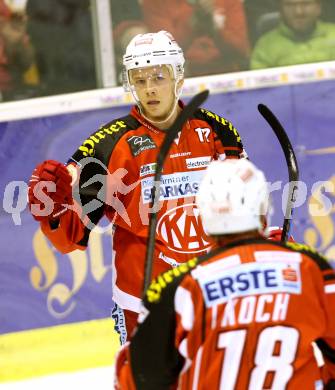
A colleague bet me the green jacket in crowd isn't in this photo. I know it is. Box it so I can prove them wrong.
[250,21,335,69]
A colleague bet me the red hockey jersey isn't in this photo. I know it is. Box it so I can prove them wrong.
[40,103,244,313]
[122,239,335,390]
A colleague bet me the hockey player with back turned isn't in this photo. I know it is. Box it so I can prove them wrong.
[27,30,246,343]
[116,159,335,390]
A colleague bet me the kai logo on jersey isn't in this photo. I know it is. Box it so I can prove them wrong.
[141,171,204,204]
[157,204,212,254]
[140,163,157,177]
[196,261,302,307]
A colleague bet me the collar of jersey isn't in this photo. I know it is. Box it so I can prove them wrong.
[130,100,185,135]
[198,237,290,265]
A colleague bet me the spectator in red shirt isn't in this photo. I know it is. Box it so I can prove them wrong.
[141,0,250,76]
[111,0,148,83]
[0,0,38,101]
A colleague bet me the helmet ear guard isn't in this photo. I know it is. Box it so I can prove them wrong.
[196,159,271,236]
[174,63,184,81]
[122,68,131,92]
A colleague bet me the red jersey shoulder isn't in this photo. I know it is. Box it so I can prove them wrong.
[194,107,242,145]
[285,241,333,270]
[284,241,335,285]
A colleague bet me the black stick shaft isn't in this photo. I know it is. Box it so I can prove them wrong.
[143,90,209,295]
[258,104,299,242]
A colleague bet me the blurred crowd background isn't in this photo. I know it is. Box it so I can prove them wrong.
[1,0,335,102]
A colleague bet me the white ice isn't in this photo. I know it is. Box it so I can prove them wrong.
[0,365,115,390]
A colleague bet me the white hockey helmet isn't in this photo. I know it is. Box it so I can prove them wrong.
[122,30,185,91]
[196,159,270,235]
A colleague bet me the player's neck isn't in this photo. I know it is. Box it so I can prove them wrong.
[153,105,182,131]
[216,230,263,247]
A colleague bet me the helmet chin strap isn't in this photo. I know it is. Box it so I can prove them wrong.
[130,81,182,129]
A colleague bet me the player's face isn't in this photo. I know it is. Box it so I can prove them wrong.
[281,0,321,34]
[129,65,178,121]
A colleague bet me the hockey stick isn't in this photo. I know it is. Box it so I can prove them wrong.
[258,104,299,242]
[143,90,209,295]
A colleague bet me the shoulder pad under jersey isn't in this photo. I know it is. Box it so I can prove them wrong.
[285,241,333,271]
[70,114,140,165]
[194,107,242,146]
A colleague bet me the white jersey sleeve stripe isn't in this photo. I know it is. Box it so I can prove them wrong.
[192,346,203,390]
[325,284,335,294]
[175,286,194,331]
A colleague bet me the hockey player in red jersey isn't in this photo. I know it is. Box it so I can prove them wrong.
[116,159,335,389]
[27,30,246,343]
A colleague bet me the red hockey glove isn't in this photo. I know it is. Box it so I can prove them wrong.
[28,160,73,221]
[267,226,295,243]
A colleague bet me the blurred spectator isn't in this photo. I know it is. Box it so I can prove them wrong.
[141,0,250,77]
[320,0,335,23]
[0,0,39,101]
[250,0,335,70]
[245,0,335,46]
[111,0,148,83]
[244,0,278,46]
[26,0,95,96]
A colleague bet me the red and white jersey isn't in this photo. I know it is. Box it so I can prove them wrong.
[40,103,244,313]
[124,239,335,390]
